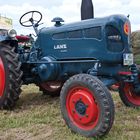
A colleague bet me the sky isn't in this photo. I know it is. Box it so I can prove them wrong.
[0,0,139,35]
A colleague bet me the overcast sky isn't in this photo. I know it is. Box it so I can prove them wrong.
[0,0,139,35]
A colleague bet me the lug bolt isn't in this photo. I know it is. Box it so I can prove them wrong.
[79,118,82,121]
[72,110,75,114]
[94,100,97,104]
[72,100,75,104]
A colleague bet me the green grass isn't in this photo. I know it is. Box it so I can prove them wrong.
[0,84,140,140]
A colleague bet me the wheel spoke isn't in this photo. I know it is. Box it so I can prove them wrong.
[31,11,34,18]
[22,20,30,24]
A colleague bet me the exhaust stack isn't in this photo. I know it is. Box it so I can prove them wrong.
[81,0,94,20]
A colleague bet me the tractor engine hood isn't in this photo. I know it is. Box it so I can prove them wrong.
[36,15,131,64]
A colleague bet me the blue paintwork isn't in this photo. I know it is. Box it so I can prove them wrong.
[19,14,132,85]
[0,35,6,42]
[35,15,131,63]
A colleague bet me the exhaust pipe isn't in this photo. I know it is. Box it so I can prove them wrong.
[81,0,94,20]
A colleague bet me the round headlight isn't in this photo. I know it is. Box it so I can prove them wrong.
[8,29,17,38]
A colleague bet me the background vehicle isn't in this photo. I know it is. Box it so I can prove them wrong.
[0,0,140,138]
[0,28,23,109]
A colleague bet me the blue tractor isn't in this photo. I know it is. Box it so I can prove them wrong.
[0,0,140,138]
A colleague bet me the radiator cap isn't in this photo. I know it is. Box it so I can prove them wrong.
[51,17,64,27]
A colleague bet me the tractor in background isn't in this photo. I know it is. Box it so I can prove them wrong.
[0,0,140,138]
[0,28,33,108]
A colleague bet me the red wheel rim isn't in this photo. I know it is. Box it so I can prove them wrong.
[124,83,140,105]
[0,57,5,97]
[66,87,99,130]
[40,82,61,92]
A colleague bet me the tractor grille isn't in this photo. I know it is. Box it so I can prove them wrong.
[106,25,124,52]
[84,26,102,40]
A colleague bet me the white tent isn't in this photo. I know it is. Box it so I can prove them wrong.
[0,16,12,30]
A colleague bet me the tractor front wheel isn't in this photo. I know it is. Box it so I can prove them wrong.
[0,43,22,109]
[60,74,114,137]
[119,82,140,107]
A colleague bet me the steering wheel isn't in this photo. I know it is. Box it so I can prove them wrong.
[19,11,42,27]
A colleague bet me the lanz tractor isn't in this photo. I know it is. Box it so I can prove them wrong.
[0,1,140,138]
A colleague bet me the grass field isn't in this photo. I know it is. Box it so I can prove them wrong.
[0,84,140,140]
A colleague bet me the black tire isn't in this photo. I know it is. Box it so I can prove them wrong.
[0,43,23,109]
[39,82,62,96]
[60,74,114,137]
[119,82,140,107]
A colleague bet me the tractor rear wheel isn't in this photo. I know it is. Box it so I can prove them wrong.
[39,82,62,96]
[60,74,114,137]
[0,43,22,109]
[119,82,140,107]
[109,83,119,91]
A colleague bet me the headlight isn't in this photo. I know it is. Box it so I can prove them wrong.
[124,22,131,35]
[8,29,17,38]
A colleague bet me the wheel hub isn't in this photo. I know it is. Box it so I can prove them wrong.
[75,101,86,115]
[66,87,99,130]
[0,57,5,97]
